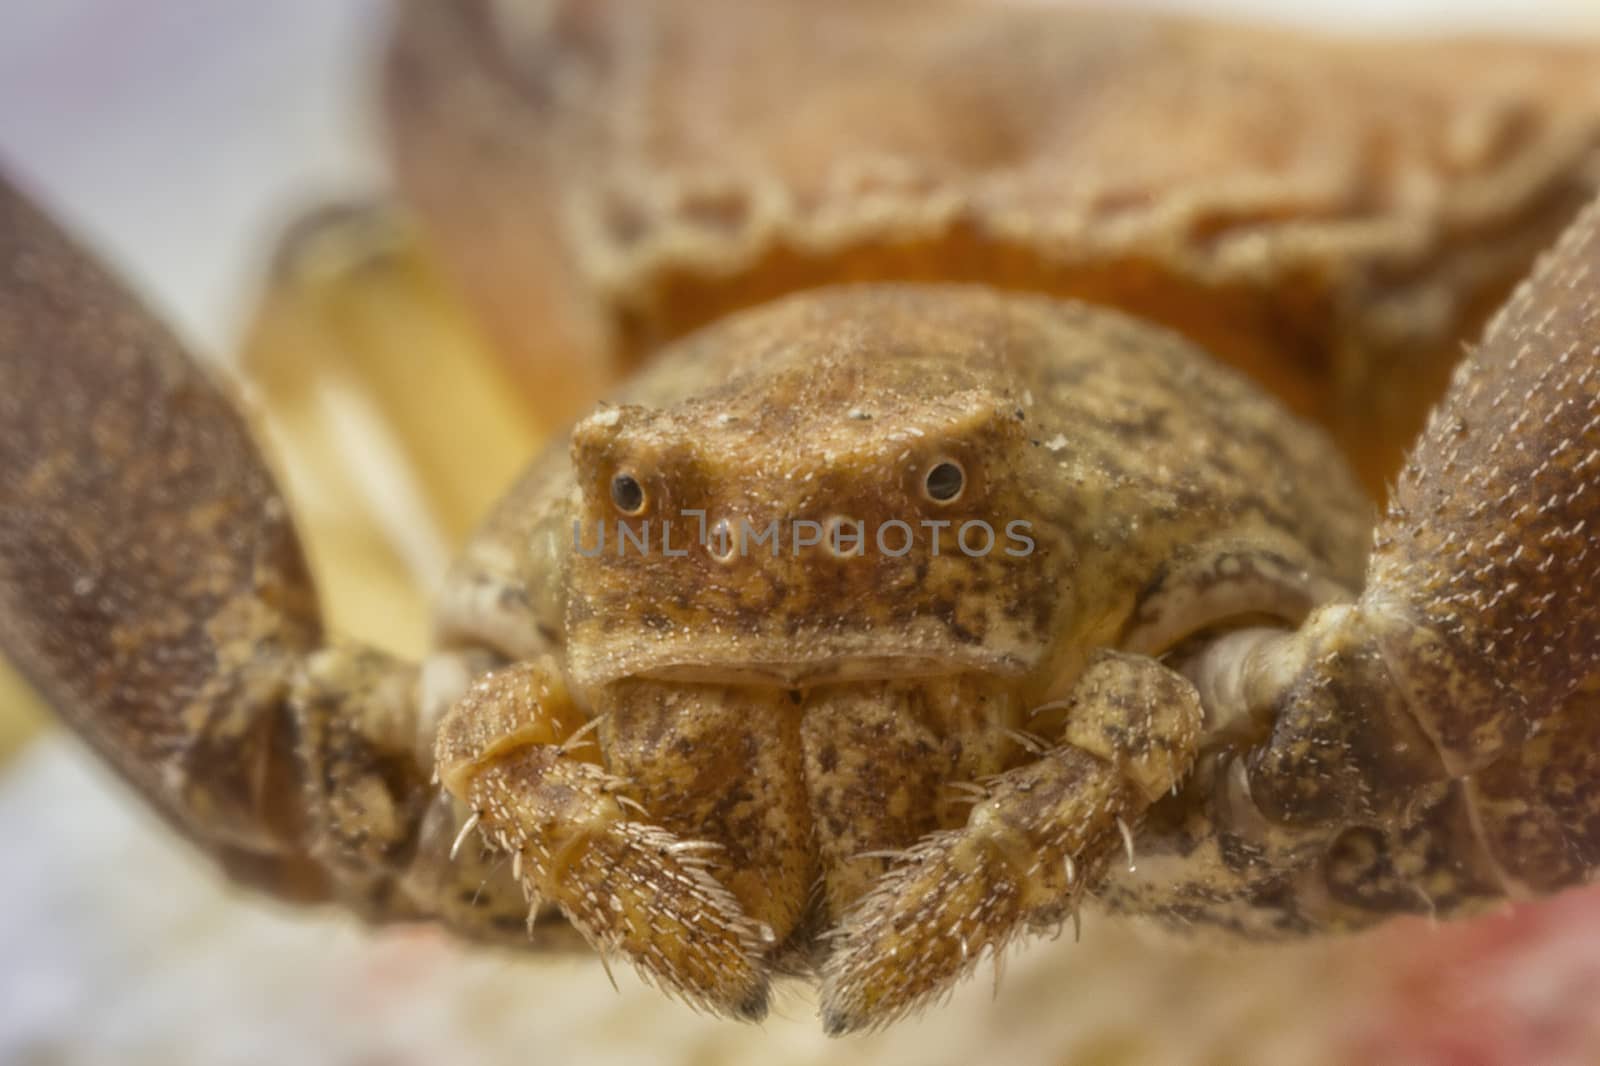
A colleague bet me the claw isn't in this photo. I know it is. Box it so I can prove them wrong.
[559,715,605,755]
[468,748,770,1019]
[1116,816,1138,873]
[613,794,650,818]
[449,810,481,862]
[539,817,770,1018]
[820,652,1203,1033]
[820,830,1025,1035]
[820,749,1125,1034]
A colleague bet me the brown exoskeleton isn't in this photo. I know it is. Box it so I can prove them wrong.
[1,0,1598,1036]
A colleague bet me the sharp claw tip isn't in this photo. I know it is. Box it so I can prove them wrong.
[449,810,481,862]
[733,984,771,1023]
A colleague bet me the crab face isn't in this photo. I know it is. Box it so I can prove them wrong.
[563,325,1072,697]
[399,282,1409,1026]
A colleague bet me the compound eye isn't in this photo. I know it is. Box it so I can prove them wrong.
[922,459,966,504]
[610,472,647,515]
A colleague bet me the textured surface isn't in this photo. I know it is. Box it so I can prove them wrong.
[1213,188,1600,866]
[1371,189,1600,898]
[386,0,1600,481]
[0,177,322,862]
[0,176,584,944]
[431,285,1378,1023]
[1369,192,1600,760]
[1160,189,1600,936]
[6,0,1600,1060]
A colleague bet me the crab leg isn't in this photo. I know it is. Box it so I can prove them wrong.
[0,175,539,940]
[819,651,1202,1034]
[1185,189,1600,915]
[435,662,773,1018]
[0,173,313,867]
[1362,188,1600,785]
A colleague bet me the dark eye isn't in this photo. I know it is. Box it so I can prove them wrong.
[922,459,965,503]
[610,473,646,514]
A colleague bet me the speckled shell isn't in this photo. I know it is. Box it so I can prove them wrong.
[434,284,1371,702]
[385,0,1600,483]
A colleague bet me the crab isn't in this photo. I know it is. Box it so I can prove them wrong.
[1,0,1598,1037]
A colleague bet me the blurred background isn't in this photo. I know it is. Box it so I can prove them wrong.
[3,2,1600,1064]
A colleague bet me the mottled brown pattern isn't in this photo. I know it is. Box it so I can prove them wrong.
[1369,192,1600,768]
[386,0,1600,483]
[1151,192,1600,944]
[1318,784,1505,921]
[0,175,321,857]
[1469,682,1600,894]
[1245,606,1447,827]
[437,661,772,1016]
[800,686,947,922]
[800,677,1016,924]
[462,286,1369,694]
[432,285,1374,1025]
[0,175,571,946]
[6,0,1600,1040]
[597,679,814,945]
[819,652,1202,1033]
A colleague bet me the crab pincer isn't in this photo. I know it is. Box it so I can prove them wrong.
[434,660,775,1018]
[821,652,1203,1033]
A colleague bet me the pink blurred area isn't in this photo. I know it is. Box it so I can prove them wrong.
[1355,892,1600,1066]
